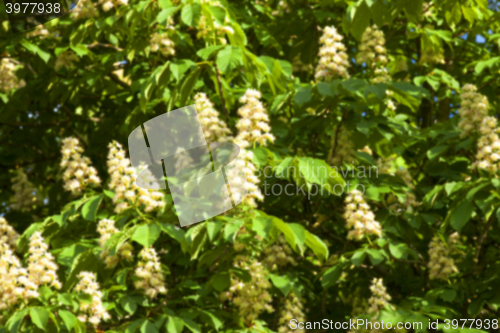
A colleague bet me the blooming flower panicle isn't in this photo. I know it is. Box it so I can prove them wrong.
[27,232,62,290]
[74,272,111,326]
[344,190,381,240]
[278,292,306,333]
[357,25,388,70]
[0,58,25,92]
[262,235,296,271]
[72,0,98,20]
[197,0,233,45]
[195,92,232,142]
[0,217,20,250]
[10,169,38,211]
[458,84,489,138]
[134,247,167,299]
[332,127,357,166]
[221,255,273,325]
[314,26,350,81]
[97,219,133,268]
[428,234,459,280]
[107,141,165,214]
[473,116,500,174]
[367,278,391,314]
[150,31,175,57]
[60,137,101,195]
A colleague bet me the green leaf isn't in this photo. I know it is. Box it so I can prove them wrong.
[29,308,49,331]
[140,320,159,333]
[305,231,329,262]
[21,41,51,63]
[427,145,448,160]
[181,3,201,27]
[6,309,28,333]
[212,272,230,291]
[166,316,184,333]
[179,67,202,105]
[182,317,201,333]
[389,242,409,260]
[196,45,225,60]
[206,221,223,241]
[450,200,474,231]
[82,194,103,221]
[367,248,384,265]
[216,46,242,74]
[170,59,195,81]
[58,310,77,330]
[121,295,138,315]
[350,0,371,40]
[157,6,179,25]
[351,250,366,266]
[131,224,161,247]
[160,223,185,243]
[207,5,226,26]
[224,220,244,243]
[403,0,422,23]
[64,250,98,291]
[269,274,291,296]
[445,3,462,29]
[322,265,343,289]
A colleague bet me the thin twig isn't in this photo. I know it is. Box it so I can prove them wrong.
[327,113,346,162]
[474,216,496,274]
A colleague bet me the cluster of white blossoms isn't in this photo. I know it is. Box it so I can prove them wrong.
[55,50,79,71]
[10,169,37,211]
[107,141,165,214]
[27,232,62,290]
[220,255,273,325]
[0,58,25,92]
[195,92,232,142]
[0,217,19,249]
[314,26,350,81]
[100,0,128,12]
[428,234,459,280]
[458,84,489,137]
[344,190,381,241]
[0,242,39,310]
[74,272,111,326]
[332,128,357,166]
[150,32,176,57]
[367,278,392,314]
[60,137,101,195]
[231,89,274,207]
[97,219,133,268]
[278,292,306,333]
[134,247,167,299]
[357,25,388,70]
[235,89,275,149]
[197,0,233,45]
[26,25,49,38]
[262,236,296,271]
[474,116,500,173]
[72,0,98,20]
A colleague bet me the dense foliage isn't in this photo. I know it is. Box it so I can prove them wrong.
[1,0,500,332]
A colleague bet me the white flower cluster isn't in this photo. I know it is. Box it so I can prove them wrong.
[197,0,233,45]
[367,278,392,314]
[235,89,275,149]
[0,242,38,310]
[97,219,133,268]
[357,25,388,70]
[314,26,350,81]
[60,137,101,195]
[262,235,296,271]
[72,0,98,20]
[10,169,37,211]
[134,247,167,299]
[232,89,274,207]
[278,292,306,333]
[195,92,232,142]
[474,116,500,173]
[101,0,128,12]
[458,84,489,137]
[428,234,459,280]
[150,32,176,57]
[27,25,49,38]
[0,217,19,250]
[27,232,62,290]
[344,190,381,241]
[74,272,111,326]
[0,58,25,92]
[55,50,79,71]
[107,141,165,214]
[220,255,273,325]
[332,128,357,166]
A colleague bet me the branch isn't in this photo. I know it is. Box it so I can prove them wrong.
[213,63,230,123]
[473,216,496,274]
[327,113,346,163]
